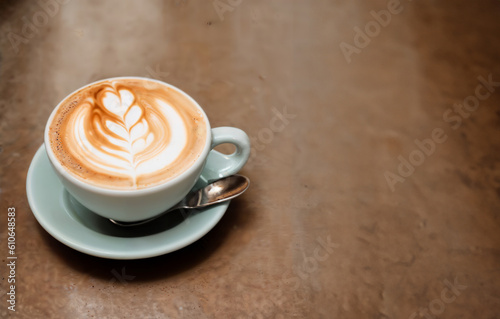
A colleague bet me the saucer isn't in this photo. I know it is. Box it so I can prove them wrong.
[26,144,230,260]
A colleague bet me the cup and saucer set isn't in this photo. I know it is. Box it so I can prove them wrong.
[26,77,250,260]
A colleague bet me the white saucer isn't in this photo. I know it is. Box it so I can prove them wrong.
[26,144,230,260]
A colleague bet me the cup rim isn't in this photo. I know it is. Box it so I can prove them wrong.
[44,76,212,196]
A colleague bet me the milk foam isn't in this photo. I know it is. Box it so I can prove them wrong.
[48,79,207,189]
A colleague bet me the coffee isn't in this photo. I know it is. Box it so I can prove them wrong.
[48,78,208,190]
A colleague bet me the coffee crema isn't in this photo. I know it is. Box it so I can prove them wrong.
[48,78,207,190]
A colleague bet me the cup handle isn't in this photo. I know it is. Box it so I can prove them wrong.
[202,127,250,181]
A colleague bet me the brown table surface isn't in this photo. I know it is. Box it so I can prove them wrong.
[1,0,500,318]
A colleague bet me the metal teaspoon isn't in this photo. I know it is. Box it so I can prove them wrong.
[109,174,250,227]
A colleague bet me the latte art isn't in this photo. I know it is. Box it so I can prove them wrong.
[48,79,207,189]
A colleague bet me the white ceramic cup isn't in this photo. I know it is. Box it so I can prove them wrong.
[44,77,250,222]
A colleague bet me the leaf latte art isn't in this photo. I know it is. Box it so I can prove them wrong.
[48,79,207,189]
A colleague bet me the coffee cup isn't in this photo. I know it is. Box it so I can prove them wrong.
[44,77,250,222]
